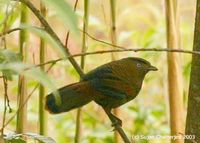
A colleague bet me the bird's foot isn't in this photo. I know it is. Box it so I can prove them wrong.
[111,118,122,127]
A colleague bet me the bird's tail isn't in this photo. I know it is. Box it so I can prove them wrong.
[45,81,93,114]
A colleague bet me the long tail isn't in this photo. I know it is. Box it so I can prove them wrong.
[45,81,93,114]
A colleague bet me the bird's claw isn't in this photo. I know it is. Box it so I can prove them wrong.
[111,119,122,127]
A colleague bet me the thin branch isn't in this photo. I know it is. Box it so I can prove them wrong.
[0,28,22,37]
[80,29,125,49]
[65,0,79,47]
[33,48,200,70]
[1,27,200,56]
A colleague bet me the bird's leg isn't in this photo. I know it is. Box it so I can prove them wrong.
[103,107,122,127]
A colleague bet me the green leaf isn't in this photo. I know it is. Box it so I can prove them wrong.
[41,0,79,36]
[19,25,66,58]
[0,49,21,80]
[7,138,26,143]
[4,133,56,143]
[0,49,21,63]
[3,133,26,143]
[0,62,57,93]
[23,133,56,143]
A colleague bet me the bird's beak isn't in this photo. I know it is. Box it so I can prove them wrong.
[148,65,158,71]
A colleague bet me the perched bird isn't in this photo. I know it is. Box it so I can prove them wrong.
[45,57,157,126]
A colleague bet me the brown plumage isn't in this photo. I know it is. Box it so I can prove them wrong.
[45,57,157,126]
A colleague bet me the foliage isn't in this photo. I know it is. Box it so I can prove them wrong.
[3,132,56,143]
[0,49,21,80]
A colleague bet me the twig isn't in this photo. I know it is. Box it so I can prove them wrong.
[1,27,200,57]
[64,0,79,47]
[33,48,200,70]
[80,29,125,49]
[0,28,22,37]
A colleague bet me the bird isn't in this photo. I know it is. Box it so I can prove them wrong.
[45,57,157,126]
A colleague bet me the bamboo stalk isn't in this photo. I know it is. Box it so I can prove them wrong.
[110,0,117,57]
[16,3,29,133]
[39,2,47,137]
[109,0,122,143]
[75,1,89,143]
[80,0,89,69]
[165,0,183,143]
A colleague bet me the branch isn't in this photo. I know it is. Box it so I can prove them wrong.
[112,124,131,143]
[12,0,84,77]
[65,0,79,47]
[0,28,22,37]
[2,27,199,57]
[33,48,200,70]
[80,29,125,49]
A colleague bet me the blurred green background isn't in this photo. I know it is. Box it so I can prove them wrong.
[0,0,196,142]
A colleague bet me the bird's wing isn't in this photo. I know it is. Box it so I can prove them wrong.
[90,78,133,100]
[83,63,121,81]
[83,62,134,99]
[83,65,108,79]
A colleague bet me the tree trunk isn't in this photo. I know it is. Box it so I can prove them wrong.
[185,0,200,142]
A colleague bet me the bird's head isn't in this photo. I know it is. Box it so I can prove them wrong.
[125,57,158,76]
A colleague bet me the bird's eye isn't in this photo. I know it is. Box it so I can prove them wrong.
[137,63,142,67]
